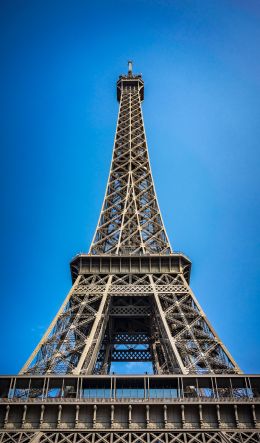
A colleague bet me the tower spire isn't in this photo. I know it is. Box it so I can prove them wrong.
[128,60,133,76]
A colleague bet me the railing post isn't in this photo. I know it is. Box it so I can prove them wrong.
[111,404,115,427]
[251,404,257,428]
[181,404,185,427]
[128,404,132,428]
[93,404,97,428]
[75,404,80,427]
[199,404,203,428]
[216,404,221,428]
[234,404,239,427]
[57,404,62,427]
[39,405,45,427]
[146,404,150,428]
[164,404,168,428]
[4,405,10,428]
[21,405,27,427]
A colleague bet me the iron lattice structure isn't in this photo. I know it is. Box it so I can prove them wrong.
[90,71,170,256]
[20,63,240,378]
[1,63,259,442]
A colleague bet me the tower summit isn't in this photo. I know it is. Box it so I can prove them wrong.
[0,63,259,443]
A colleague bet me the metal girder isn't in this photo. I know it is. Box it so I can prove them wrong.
[1,432,260,443]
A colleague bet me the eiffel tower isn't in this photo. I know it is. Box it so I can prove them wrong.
[0,63,259,443]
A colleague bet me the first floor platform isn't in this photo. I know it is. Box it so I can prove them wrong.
[0,374,259,441]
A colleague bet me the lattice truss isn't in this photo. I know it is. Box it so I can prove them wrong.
[20,66,240,377]
[21,272,239,375]
[90,81,171,255]
[1,431,260,443]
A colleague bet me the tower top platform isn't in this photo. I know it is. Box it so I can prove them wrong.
[117,61,144,101]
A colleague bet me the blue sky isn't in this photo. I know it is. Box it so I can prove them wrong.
[1,0,259,374]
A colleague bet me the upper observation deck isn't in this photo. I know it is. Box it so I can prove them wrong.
[117,61,144,101]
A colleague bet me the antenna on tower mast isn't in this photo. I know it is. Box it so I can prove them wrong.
[128,60,133,76]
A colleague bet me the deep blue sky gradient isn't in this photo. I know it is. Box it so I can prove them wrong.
[1,0,260,374]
